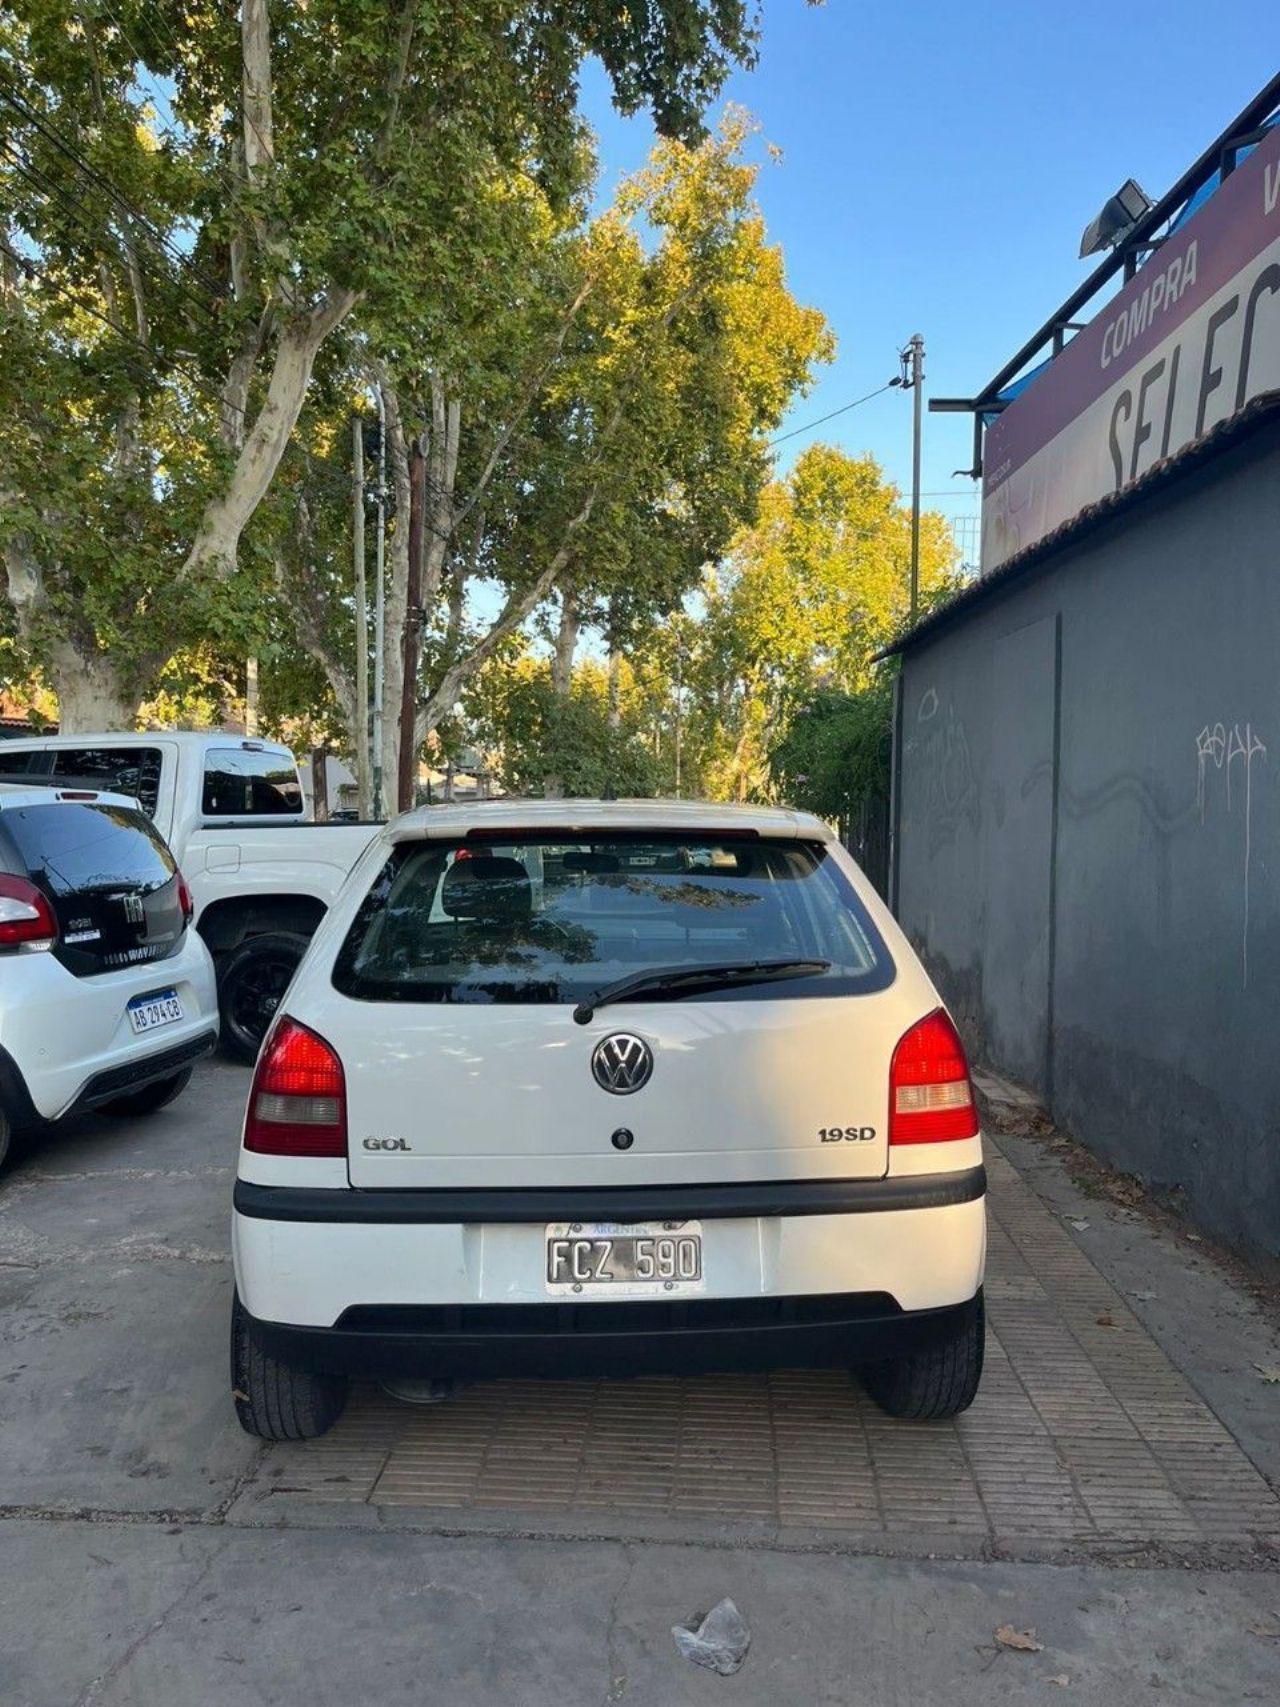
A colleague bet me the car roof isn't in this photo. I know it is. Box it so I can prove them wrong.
[0,783,142,811]
[0,731,294,756]
[387,797,835,843]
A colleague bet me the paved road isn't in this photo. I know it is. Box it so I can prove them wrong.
[2,1060,1278,1706]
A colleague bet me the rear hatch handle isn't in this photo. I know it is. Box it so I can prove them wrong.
[572,959,831,1026]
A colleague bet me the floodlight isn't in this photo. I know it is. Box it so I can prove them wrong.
[1079,179,1154,258]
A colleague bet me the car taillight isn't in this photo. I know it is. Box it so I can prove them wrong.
[176,870,194,924]
[889,1008,978,1144]
[0,874,58,951]
[244,1016,347,1156]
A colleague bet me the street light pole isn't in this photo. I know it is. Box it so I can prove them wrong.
[673,633,684,799]
[352,415,372,820]
[906,333,925,623]
[372,386,387,819]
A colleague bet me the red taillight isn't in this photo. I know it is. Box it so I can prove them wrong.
[0,874,58,951]
[244,1016,347,1156]
[176,870,194,924]
[889,1009,978,1144]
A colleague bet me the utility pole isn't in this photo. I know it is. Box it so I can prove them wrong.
[905,333,925,622]
[244,655,259,737]
[352,415,372,819]
[673,634,684,799]
[398,436,426,814]
[372,387,387,819]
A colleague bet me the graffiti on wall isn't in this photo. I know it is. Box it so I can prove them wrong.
[909,688,981,857]
[1195,720,1267,988]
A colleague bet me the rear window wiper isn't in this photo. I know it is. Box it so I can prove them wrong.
[572,958,831,1025]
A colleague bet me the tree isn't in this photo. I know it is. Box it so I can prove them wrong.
[0,1,764,729]
[275,111,830,804]
[768,674,896,826]
[533,112,834,793]
[677,444,959,801]
[473,646,661,798]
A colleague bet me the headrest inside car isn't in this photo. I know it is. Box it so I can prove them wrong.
[562,850,621,874]
[440,855,532,921]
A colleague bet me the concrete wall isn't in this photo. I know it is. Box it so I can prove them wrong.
[895,422,1280,1258]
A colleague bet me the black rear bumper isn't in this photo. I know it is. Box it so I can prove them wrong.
[0,1029,217,1129]
[73,1029,219,1112]
[232,1165,986,1224]
[244,1291,979,1381]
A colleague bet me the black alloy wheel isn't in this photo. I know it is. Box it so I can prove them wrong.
[217,931,310,1063]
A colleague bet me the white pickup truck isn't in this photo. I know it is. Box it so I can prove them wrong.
[0,732,378,1059]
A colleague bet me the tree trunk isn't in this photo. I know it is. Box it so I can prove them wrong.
[184,295,357,583]
[607,648,622,730]
[49,645,138,733]
[544,586,579,798]
[551,590,579,697]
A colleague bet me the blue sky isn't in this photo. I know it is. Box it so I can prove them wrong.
[579,0,1277,564]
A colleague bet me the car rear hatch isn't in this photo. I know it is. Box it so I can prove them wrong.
[331,830,900,1190]
[0,798,187,976]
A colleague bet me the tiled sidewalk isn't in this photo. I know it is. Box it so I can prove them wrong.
[239,1140,1280,1559]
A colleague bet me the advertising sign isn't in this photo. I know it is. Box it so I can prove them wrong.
[982,124,1280,572]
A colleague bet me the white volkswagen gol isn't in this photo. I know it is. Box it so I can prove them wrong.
[231,800,986,1440]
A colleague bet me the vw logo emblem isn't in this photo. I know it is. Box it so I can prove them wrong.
[591,1032,654,1095]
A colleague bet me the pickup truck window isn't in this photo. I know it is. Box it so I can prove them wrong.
[202,749,303,817]
[48,746,163,817]
[0,751,41,775]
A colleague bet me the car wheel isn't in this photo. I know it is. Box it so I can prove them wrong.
[230,1294,348,1441]
[860,1290,985,1421]
[0,1105,11,1173]
[217,931,310,1063]
[102,1067,194,1119]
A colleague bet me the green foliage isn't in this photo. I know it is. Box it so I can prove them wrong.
[769,675,895,821]
[475,651,660,798]
[677,444,961,801]
[272,109,831,796]
[0,1,766,724]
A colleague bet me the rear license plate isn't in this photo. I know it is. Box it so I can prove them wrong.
[127,990,184,1035]
[545,1221,705,1296]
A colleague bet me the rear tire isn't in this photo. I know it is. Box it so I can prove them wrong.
[230,1294,348,1441]
[0,1105,11,1173]
[102,1067,193,1119]
[217,931,310,1063]
[860,1290,985,1421]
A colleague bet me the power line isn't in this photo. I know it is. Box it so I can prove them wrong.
[0,139,223,335]
[0,237,252,424]
[768,382,897,448]
[0,138,220,327]
[0,78,228,306]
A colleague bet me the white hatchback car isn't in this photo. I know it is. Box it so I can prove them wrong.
[231,800,986,1440]
[0,785,218,1167]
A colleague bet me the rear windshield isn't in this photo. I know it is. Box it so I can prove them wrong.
[333,834,894,1005]
[203,748,303,816]
[0,801,175,894]
[0,746,164,817]
[51,747,163,817]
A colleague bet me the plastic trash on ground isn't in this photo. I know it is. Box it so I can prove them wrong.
[672,1598,751,1675]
